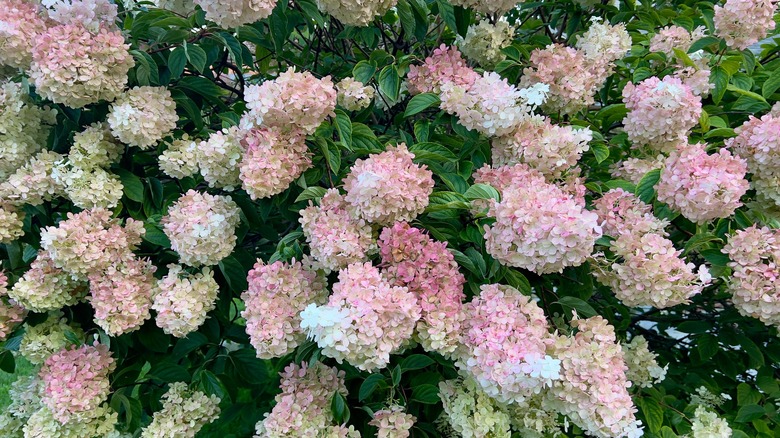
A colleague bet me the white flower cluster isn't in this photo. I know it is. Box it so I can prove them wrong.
[690,406,732,438]
[152,265,220,337]
[53,164,124,210]
[621,336,667,389]
[438,378,513,438]
[458,19,516,68]
[575,18,632,62]
[9,250,88,312]
[19,312,84,365]
[0,150,64,206]
[194,0,276,29]
[158,136,200,179]
[316,0,398,27]
[0,202,24,243]
[337,77,375,111]
[107,86,179,149]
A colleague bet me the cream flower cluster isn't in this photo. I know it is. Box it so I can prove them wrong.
[158,136,200,179]
[53,164,124,210]
[241,69,337,134]
[457,284,560,404]
[194,0,276,28]
[45,0,118,32]
[9,250,88,312]
[0,150,64,206]
[316,0,397,27]
[378,222,465,356]
[300,262,420,371]
[140,382,221,438]
[39,342,115,423]
[241,259,328,359]
[336,77,375,111]
[299,189,377,272]
[714,0,777,50]
[152,265,219,338]
[20,312,84,365]
[622,76,702,152]
[370,406,416,438]
[196,127,244,190]
[0,202,25,244]
[457,19,516,68]
[610,155,665,185]
[0,270,26,340]
[492,117,592,180]
[656,143,748,223]
[690,406,733,437]
[342,144,434,225]
[254,362,351,437]
[40,208,145,277]
[24,403,122,438]
[162,190,241,267]
[722,226,780,327]
[107,86,178,149]
[479,164,602,274]
[29,23,133,108]
[0,81,57,181]
[239,127,311,199]
[0,375,41,436]
[575,19,632,63]
[68,123,123,170]
[449,0,524,14]
[438,377,513,438]
[622,335,667,389]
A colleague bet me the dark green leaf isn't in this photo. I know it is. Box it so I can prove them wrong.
[411,384,440,404]
[635,168,661,204]
[359,374,386,401]
[404,93,440,117]
[401,354,435,371]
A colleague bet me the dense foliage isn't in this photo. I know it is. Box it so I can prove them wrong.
[2,0,780,436]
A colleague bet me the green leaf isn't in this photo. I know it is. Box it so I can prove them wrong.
[401,354,435,371]
[635,168,661,204]
[378,65,401,103]
[591,142,609,163]
[556,296,597,318]
[391,365,402,386]
[331,391,350,424]
[115,168,144,203]
[143,223,171,248]
[334,109,353,149]
[295,187,328,203]
[196,369,228,400]
[727,84,767,104]
[359,374,386,401]
[640,398,664,433]
[672,48,696,67]
[738,335,765,368]
[396,0,416,38]
[0,350,15,373]
[219,256,249,293]
[503,269,532,295]
[183,42,207,73]
[168,46,187,79]
[269,4,289,54]
[404,93,441,117]
[763,69,780,98]
[411,384,440,404]
[353,61,377,84]
[735,405,765,422]
[697,334,719,360]
[409,142,457,161]
[297,0,326,27]
[737,383,762,406]
[711,65,729,105]
[150,362,190,383]
[464,183,500,202]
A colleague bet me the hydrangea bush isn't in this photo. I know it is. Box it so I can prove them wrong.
[1,0,780,436]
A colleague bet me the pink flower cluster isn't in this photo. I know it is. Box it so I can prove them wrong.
[299,262,420,371]
[254,362,352,437]
[152,265,219,338]
[0,150,64,206]
[342,144,434,225]
[9,250,87,312]
[520,44,608,115]
[457,284,560,404]
[649,25,707,56]
[407,45,478,95]
[40,208,145,277]
[440,72,531,137]
[591,189,708,308]
[39,342,115,423]
[622,76,702,152]
[714,0,777,50]
[370,406,416,438]
[610,155,665,185]
[88,257,156,336]
[0,0,47,69]
[478,164,601,274]
[299,189,376,271]
[722,226,780,327]
[727,113,780,206]
[378,222,465,355]
[241,69,337,134]
[239,128,311,200]
[240,259,327,359]
[29,23,133,108]
[0,271,26,340]
[656,143,748,223]
[162,190,241,267]
[548,316,642,438]
[492,117,592,180]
